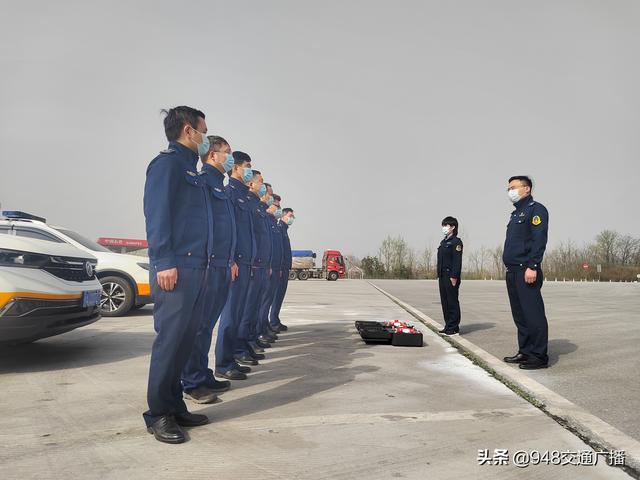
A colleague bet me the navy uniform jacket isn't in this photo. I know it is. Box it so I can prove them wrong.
[437,235,463,279]
[227,177,256,266]
[279,221,292,269]
[143,141,212,272]
[268,215,284,269]
[250,196,272,268]
[202,164,236,267]
[503,196,549,269]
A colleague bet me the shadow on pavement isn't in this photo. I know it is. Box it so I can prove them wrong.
[198,320,380,422]
[460,322,495,334]
[0,329,155,374]
[548,338,578,366]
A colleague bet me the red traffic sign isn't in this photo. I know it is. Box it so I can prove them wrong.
[582,263,589,270]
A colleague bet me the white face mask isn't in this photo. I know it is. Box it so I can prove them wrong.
[442,226,451,237]
[508,188,521,204]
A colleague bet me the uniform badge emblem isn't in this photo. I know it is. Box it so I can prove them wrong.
[519,212,525,217]
[455,245,462,252]
[532,215,542,225]
[186,171,197,177]
[214,187,222,192]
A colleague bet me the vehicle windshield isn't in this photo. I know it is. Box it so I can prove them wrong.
[53,228,111,252]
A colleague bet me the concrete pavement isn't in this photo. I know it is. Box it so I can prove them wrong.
[370,279,640,441]
[0,280,631,479]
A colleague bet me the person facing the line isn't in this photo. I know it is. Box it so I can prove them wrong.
[437,216,463,336]
[502,175,550,370]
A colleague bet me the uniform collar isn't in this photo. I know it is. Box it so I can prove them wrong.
[168,141,198,169]
[202,164,225,187]
[279,221,289,232]
[229,177,248,191]
[513,194,534,210]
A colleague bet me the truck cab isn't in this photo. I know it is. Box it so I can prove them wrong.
[322,250,346,281]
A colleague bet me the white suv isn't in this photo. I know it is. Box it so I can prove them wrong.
[0,211,151,317]
[0,234,102,344]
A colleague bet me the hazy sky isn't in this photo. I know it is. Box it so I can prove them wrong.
[1,0,639,259]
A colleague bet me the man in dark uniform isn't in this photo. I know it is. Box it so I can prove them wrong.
[181,135,237,403]
[143,106,213,444]
[502,175,550,370]
[234,170,269,365]
[270,208,294,332]
[437,216,463,336]
[257,191,283,340]
[215,152,260,381]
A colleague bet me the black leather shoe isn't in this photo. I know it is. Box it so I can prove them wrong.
[278,323,288,331]
[175,411,209,427]
[256,339,271,349]
[205,378,231,393]
[250,342,265,353]
[268,324,281,333]
[504,353,529,364]
[248,350,265,360]
[443,329,459,336]
[438,328,448,334]
[233,362,252,373]
[519,359,549,370]
[215,368,248,380]
[147,415,185,444]
[235,354,258,366]
[259,334,276,343]
[183,386,218,404]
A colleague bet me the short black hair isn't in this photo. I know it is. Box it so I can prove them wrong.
[232,151,251,165]
[442,216,458,235]
[283,208,294,214]
[273,194,281,202]
[264,182,272,189]
[209,135,230,152]
[508,175,533,190]
[252,170,261,176]
[161,106,205,142]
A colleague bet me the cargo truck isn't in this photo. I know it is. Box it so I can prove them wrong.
[289,249,346,281]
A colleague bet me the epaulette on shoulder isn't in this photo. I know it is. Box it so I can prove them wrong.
[159,148,176,155]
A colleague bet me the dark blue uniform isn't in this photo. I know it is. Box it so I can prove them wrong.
[235,192,270,356]
[437,234,463,332]
[503,195,549,362]
[181,164,236,391]
[217,177,256,373]
[142,141,214,427]
[257,214,283,336]
[270,220,291,328]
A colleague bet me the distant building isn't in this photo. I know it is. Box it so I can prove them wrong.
[97,237,148,256]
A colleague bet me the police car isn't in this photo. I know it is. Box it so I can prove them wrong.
[0,233,102,344]
[0,212,151,317]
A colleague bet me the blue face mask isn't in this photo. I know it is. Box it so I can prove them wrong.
[222,153,234,172]
[242,167,253,183]
[266,197,274,206]
[258,184,267,197]
[193,129,210,157]
[286,217,294,226]
[275,208,283,219]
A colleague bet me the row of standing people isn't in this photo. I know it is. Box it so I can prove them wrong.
[142,106,295,444]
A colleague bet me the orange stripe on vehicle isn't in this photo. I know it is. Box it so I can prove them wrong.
[137,283,151,296]
[0,292,82,310]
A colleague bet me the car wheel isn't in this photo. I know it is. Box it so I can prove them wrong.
[288,270,297,281]
[99,276,134,317]
[327,271,339,281]
[298,270,309,281]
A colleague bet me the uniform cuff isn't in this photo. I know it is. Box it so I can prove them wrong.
[153,255,177,272]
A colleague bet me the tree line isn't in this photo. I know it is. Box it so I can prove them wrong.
[346,230,640,282]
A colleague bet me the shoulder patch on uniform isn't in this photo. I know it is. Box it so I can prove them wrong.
[455,245,462,251]
[214,187,222,192]
[532,215,542,226]
[186,170,197,177]
[159,148,175,154]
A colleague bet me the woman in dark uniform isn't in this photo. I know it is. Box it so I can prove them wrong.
[437,216,463,336]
